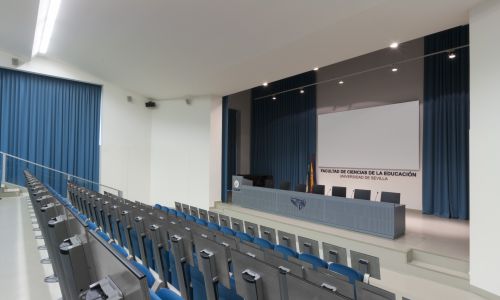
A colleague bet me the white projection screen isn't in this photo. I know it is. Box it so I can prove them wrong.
[317,101,419,170]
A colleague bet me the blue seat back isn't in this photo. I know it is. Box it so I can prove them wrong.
[220,226,236,236]
[144,236,156,270]
[207,222,220,231]
[118,222,129,248]
[235,231,253,242]
[150,289,161,300]
[109,218,118,240]
[112,243,129,258]
[100,211,109,233]
[160,248,171,283]
[131,260,155,288]
[176,211,186,219]
[298,253,328,269]
[168,250,179,289]
[328,263,363,284]
[189,264,206,300]
[186,215,196,222]
[195,218,208,226]
[97,230,111,242]
[130,228,142,259]
[87,221,98,231]
[156,288,183,300]
[274,244,298,258]
[253,237,274,250]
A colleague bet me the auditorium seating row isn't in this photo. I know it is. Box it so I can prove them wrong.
[172,201,382,279]
[25,171,181,300]
[28,170,397,300]
[160,201,396,299]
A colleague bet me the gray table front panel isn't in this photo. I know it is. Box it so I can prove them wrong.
[233,186,404,239]
[232,186,277,213]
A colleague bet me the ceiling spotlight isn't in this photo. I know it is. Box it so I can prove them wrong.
[391,67,398,72]
[313,67,319,71]
[390,42,399,49]
[300,89,305,94]
[448,52,456,59]
[338,80,344,85]
[272,95,277,100]
[262,82,268,87]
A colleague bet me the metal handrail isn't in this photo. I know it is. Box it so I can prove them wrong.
[0,151,122,196]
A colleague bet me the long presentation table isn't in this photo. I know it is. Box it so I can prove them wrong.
[231,176,406,239]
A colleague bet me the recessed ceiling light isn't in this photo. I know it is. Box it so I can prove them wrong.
[392,67,398,72]
[313,67,319,71]
[262,82,268,87]
[338,80,344,85]
[32,0,62,56]
[448,52,456,59]
[272,96,277,100]
[390,42,399,49]
[300,89,305,94]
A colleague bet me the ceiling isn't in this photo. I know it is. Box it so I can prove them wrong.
[0,1,38,59]
[1,0,482,98]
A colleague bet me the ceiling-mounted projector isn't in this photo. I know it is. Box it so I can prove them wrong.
[145,100,156,108]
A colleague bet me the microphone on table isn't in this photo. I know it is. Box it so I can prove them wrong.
[351,189,355,198]
[374,191,379,201]
[327,187,332,196]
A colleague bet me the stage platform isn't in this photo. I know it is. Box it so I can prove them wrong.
[211,203,496,300]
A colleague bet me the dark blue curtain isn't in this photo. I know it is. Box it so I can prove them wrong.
[251,72,316,189]
[221,96,229,202]
[0,68,101,194]
[423,25,469,219]
[227,109,238,191]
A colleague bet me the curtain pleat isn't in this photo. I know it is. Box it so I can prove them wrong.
[251,72,316,190]
[423,25,469,219]
[0,68,101,194]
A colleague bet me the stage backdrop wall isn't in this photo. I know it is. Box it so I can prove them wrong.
[226,38,424,210]
[316,38,424,210]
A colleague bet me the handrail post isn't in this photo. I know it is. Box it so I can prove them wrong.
[1,152,6,184]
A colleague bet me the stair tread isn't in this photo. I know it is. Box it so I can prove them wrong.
[409,260,469,280]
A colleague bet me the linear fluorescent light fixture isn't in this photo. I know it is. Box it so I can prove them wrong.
[32,0,61,56]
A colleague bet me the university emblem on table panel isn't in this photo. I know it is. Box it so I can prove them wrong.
[233,179,240,191]
[290,197,306,210]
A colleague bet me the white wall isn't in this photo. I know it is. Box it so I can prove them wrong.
[149,97,222,210]
[99,84,152,203]
[0,52,152,203]
[209,97,223,208]
[1,51,224,210]
[0,51,15,66]
[469,2,500,296]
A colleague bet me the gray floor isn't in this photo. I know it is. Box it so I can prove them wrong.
[401,209,469,260]
[0,195,61,300]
